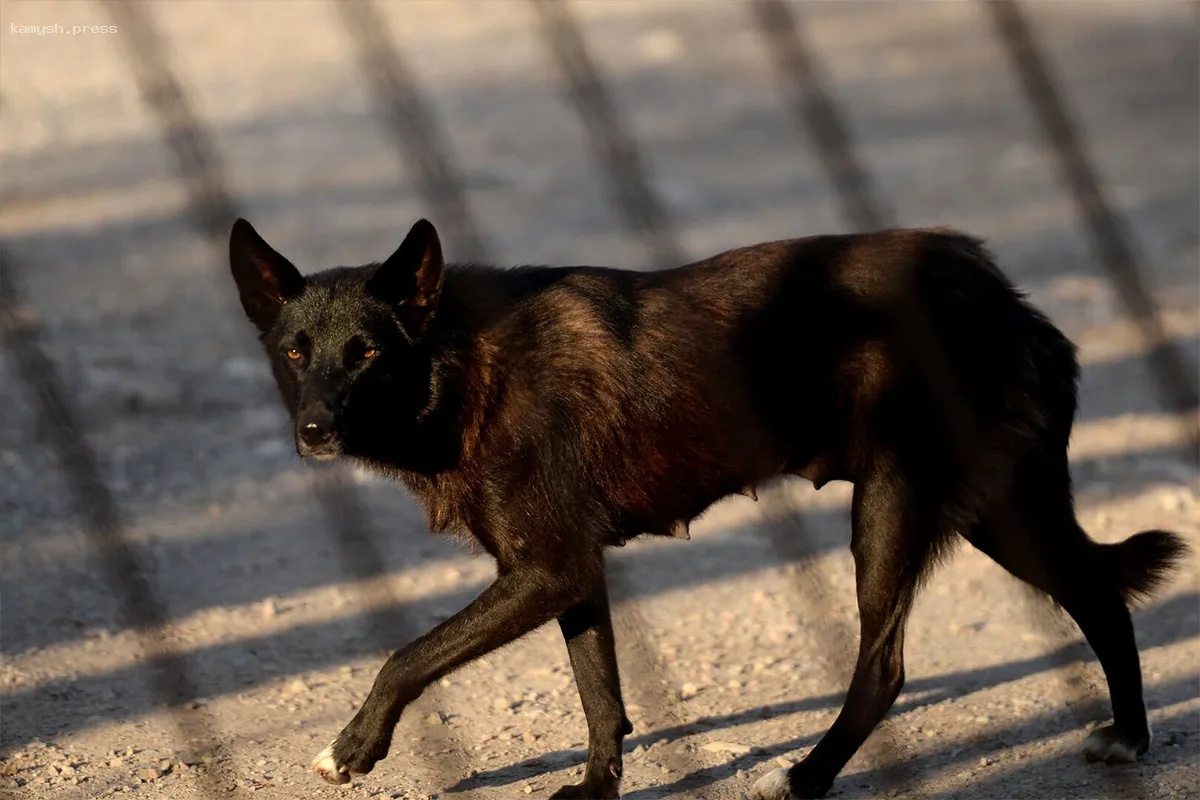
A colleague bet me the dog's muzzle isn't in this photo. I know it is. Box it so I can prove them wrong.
[296,405,342,460]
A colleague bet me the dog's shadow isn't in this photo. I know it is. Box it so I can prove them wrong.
[447,593,1197,796]
[447,688,885,793]
[445,689,943,795]
[449,681,1192,799]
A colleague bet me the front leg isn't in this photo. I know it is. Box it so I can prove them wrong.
[551,582,633,799]
[312,567,580,784]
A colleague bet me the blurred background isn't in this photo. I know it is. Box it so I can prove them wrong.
[1,2,1197,799]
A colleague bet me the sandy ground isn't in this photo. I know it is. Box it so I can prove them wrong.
[1,1,1198,798]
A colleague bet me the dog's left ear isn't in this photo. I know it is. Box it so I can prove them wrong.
[367,218,444,337]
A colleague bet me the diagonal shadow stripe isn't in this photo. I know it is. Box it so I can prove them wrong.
[985,0,1200,456]
[530,0,686,272]
[0,256,230,798]
[531,1,916,794]
[334,2,736,794]
[96,0,466,790]
[331,0,489,264]
[747,2,1192,797]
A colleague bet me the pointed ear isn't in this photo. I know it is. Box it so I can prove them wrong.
[366,219,444,336]
[229,218,305,334]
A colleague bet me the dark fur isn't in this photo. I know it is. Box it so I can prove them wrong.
[229,218,1187,798]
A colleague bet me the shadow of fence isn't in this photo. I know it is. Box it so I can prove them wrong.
[1,1,1196,798]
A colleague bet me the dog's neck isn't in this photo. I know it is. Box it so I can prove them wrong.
[349,320,501,538]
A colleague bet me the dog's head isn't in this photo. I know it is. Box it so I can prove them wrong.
[229,218,445,461]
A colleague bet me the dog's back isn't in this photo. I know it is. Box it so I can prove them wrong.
[429,227,1079,549]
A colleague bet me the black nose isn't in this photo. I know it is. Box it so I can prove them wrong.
[297,410,335,447]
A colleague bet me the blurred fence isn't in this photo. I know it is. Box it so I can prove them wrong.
[2,1,1196,798]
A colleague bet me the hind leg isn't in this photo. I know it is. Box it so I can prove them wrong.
[754,458,944,799]
[963,460,1152,763]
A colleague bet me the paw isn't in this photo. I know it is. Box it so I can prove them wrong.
[549,781,619,799]
[1082,724,1150,765]
[751,767,793,800]
[311,726,392,785]
[550,758,621,799]
[311,741,350,785]
[750,762,833,799]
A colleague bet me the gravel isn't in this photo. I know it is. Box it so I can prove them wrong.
[1,1,1197,799]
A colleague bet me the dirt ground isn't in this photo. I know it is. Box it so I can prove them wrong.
[1,1,1197,798]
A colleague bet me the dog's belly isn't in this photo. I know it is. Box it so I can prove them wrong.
[793,451,845,490]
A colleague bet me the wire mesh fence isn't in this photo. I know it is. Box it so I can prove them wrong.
[2,1,1196,798]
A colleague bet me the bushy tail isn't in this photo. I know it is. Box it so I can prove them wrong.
[1100,529,1190,606]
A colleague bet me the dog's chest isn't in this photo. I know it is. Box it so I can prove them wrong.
[398,471,475,536]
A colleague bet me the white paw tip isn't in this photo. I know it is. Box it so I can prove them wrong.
[751,766,793,800]
[1082,729,1141,764]
[311,742,350,784]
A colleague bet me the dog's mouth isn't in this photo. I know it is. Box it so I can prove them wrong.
[297,440,343,461]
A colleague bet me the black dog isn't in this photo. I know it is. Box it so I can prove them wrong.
[228,217,1185,799]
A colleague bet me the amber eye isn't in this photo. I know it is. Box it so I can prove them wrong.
[363,348,377,359]
[286,348,302,360]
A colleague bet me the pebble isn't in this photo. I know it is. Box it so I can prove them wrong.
[180,752,213,767]
[261,598,278,619]
[701,741,752,756]
[680,682,700,700]
[426,711,447,726]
